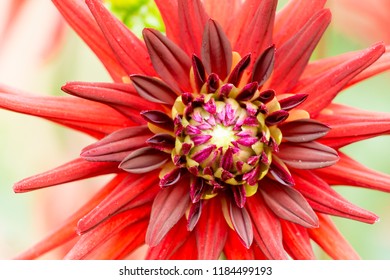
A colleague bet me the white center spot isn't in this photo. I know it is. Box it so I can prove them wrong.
[210,125,235,149]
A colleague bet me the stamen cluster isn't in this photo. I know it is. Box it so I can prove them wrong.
[171,79,287,204]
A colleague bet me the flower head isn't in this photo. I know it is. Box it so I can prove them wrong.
[2,0,390,259]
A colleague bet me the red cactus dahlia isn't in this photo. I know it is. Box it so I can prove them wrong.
[2,0,390,260]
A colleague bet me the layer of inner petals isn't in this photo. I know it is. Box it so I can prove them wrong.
[171,77,285,193]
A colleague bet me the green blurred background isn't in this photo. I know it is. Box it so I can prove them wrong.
[0,0,389,259]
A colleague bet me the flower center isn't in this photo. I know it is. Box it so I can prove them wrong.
[209,124,235,148]
[171,81,286,198]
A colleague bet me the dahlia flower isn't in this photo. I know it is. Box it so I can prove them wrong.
[1,0,390,260]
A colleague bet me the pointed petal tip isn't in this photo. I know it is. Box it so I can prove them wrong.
[12,159,117,192]
[130,74,178,105]
[371,41,386,52]
[187,201,202,231]
[60,82,71,93]
[279,119,331,143]
[13,182,26,194]
[201,18,232,79]
[251,44,275,86]
[142,27,153,37]
[142,28,192,92]
[141,27,161,41]
[278,93,308,111]
[228,53,251,86]
[365,212,380,224]
[229,202,254,249]
[119,147,168,174]
[369,214,380,224]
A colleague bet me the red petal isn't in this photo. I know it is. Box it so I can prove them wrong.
[85,0,154,76]
[143,28,192,92]
[301,46,390,85]
[265,109,289,126]
[295,42,385,116]
[300,50,360,79]
[81,126,152,162]
[269,156,295,187]
[278,93,308,111]
[146,218,194,260]
[147,133,176,153]
[308,213,360,259]
[281,221,315,260]
[260,180,319,228]
[52,0,126,82]
[160,168,184,188]
[201,19,232,80]
[0,89,133,138]
[85,220,147,259]
[251,45,275,87]
[190,177,205,203]
[64,206,151,259]
[246,194,289,259]
[178,0,209,56]
[269,9,331,92]
[225,0,258,44]
[348,46,390,86]
[228,54,251,86]
[130,75,178,105]
[278,142,339,169]
[77,172,159,234]
[13,158,117,193]
[315,152,390,192]
[169,233,198,260]
[232,185,247,208]
[140,110,174,131]
[233,0,277,63]
[206,73,220,93]
[279,119,330,143]
[229,202,253,249]
[187,201,202,231]
[256,89,276,104]
[14,174,125,259]
[119,147,169,174]
[204,0,241,31]
[224,231,252,259]
[317,103,390,148]
[62,81,160,123]
[195,199,228,259]
[294,170,379,224]
[236,82,259,102]
[154,0,180,45]
[146,180,190,246]
[192,55,207,92]
[274,0,326,47]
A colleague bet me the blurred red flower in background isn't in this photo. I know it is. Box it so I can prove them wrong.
[329,0,390,44]
[0,0,65,87]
